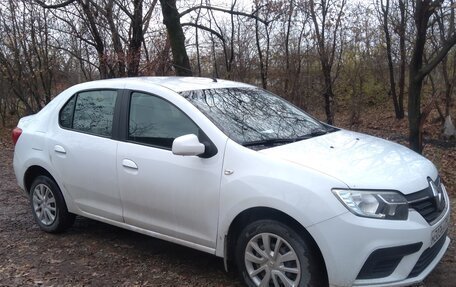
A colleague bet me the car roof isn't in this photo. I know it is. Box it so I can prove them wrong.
[84,76,255,93]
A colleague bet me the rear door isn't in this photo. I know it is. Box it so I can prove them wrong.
[49,89,123,222]
[116,90,224,248]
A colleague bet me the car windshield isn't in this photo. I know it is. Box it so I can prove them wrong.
[181,87,330,148]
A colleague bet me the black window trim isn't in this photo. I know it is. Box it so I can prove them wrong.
[58,94,76,130]
[58,88,122,140]
[120,89,218,158]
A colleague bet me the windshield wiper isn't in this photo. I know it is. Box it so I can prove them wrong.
[242,138,295,147]
[296,129,328,139]
[242,129,329,147]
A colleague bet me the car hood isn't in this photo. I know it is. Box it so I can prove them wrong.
[259,130,437,194]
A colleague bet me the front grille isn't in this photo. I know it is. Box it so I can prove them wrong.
[408,232,447,278]
[408,199,442,222]
[405,177,445,224]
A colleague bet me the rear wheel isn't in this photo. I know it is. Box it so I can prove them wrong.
[235,220,327,287]
[30,175,75,233]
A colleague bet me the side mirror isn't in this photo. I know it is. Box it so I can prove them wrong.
[172,134,205,156]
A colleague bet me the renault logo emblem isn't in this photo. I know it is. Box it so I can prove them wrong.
[429,179,445,211]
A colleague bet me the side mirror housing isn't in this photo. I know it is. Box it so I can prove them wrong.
[172,134,205,156]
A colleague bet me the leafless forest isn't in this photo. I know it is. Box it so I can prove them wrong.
[0,0,455,153]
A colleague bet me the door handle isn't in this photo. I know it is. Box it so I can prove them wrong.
[122,159,138,170]
[54,145,66,154]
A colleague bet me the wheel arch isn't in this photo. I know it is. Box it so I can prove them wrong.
[224,206,328,283]
[23,164,79,214]
[24,165,57,194]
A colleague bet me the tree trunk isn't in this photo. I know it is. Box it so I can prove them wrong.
[323,67,335,125]
[408,74,423,153]
[127,0,144,76]
[195,1,202,77]
[380,0,401,119]
[228,2,236,78]
[309,0,345,125]
[284,0,293,96]
[408,0,427,153]
[255,16,267,89]
[106,0,126,77]
[80,0,108,78]
[408,0,456,153]
[397,0,406,119]
[159,0,192,76]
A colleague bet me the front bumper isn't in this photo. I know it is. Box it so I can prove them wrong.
[307,194,451,287]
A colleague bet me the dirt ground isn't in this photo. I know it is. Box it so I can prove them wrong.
[0,106,455,286]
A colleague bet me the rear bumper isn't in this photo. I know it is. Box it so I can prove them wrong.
[12,150,25,191]
[307,194,451,287]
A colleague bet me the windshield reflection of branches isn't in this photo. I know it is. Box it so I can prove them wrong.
[184,88,321,143]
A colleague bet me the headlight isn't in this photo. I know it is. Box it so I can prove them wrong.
[332,189,408,220]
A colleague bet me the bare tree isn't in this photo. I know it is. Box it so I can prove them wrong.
[408,0,456,152]
[179,1,269,80]
[397,0,408,119]
[377,0,407,119]
[254,1,271,89]
[36,0,156,78]
[283,0,295,96]
[436,1,456,119]
[159,0,192,76]
[309,0,346,124]
[0,0,61,114]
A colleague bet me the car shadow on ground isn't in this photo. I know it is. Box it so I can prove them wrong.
[61,216,243,285]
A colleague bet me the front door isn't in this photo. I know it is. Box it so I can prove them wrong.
[117,91,224,248]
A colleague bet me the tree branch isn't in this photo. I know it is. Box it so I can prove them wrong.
[181,22,225,43]
[417,33,456,79]
[34,0,76,9]
[113,0,134,19]
[179,5,267,25]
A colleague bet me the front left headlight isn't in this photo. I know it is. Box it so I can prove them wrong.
[332,189,408,220]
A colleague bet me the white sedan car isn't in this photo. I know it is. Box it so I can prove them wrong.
[13,77,450,287]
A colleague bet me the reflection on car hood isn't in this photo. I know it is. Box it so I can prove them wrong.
[259,130,437,194]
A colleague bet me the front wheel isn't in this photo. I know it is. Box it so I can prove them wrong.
[29,175,75,233]
[235,220,327,287]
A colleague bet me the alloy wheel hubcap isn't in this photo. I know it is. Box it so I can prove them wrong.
[32,184,57,226]
[245,233,301,287]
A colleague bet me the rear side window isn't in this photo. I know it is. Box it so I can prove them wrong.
[59,90,117,137]
[128,92,199,148]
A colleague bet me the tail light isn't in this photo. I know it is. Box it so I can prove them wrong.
[12,127,22,145]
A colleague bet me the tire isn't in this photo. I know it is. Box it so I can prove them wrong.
[29,175,75,233]
[235,219,327,287]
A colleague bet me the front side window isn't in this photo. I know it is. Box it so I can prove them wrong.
[128,92,199,148]
[59,90,117,137]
